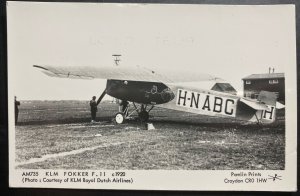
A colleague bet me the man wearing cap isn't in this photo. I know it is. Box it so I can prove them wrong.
[90,96,98,123]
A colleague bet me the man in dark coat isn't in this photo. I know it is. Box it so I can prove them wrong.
[90,96,97,123]
[120,100,129,115]
[14,96,20,125]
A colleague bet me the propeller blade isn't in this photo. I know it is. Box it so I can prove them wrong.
[97,89,107,105]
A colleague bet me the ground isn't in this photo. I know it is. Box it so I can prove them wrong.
[15,100,285,170]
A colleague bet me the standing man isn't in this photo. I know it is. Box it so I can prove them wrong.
[120,100,129,115]
[14,96,20,125]
[90,96,98,123]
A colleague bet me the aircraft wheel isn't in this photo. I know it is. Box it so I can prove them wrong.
[139,111,149,122]
[115,112,125,124]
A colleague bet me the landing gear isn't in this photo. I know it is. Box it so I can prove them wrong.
[134,103,153,123]
[114,101,154,124]
[138,110,149,122]
[115,112,125,124]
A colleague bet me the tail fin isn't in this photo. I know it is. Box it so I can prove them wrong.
[257,91,277,106]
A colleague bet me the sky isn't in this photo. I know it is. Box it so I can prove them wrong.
[7,2,295,100]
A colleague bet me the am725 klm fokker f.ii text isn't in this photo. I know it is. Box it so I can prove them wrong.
[33,61,282,125]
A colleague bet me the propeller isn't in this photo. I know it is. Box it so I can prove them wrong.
[96,89,107,105]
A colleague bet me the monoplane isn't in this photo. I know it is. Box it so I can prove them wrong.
[33,61,281,124]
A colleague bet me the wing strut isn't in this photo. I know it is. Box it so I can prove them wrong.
[97,89,107,105]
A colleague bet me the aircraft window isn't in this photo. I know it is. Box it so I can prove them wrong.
[151,85,157,94]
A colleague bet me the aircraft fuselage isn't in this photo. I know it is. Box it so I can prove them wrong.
[106,79,175,104]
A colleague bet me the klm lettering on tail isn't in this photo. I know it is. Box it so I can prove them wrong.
[176,89,237,117]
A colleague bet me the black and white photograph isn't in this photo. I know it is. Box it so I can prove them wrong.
[7,1,297,191]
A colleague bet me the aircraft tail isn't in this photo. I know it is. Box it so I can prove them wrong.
[240,91,279,124]
[257,91,277,106]
[256,91,278,124]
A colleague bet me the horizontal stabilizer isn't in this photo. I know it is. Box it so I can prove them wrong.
[240,98,268,110]
[276,101,285,109]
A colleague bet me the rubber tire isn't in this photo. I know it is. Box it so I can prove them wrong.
[139,111,149,122]
[115,112,125,124]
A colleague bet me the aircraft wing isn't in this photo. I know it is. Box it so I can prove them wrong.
[33,65,219,83]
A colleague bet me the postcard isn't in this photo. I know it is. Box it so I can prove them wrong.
[7,2,297,191]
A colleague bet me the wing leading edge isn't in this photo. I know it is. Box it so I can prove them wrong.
[33,65,219,83]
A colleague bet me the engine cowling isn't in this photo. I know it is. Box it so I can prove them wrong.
[161,88,175,102]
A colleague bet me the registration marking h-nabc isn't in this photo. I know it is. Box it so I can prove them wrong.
[176,89,237,117]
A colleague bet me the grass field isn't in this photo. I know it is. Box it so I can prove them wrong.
[15,100,285,170]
